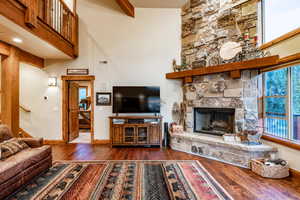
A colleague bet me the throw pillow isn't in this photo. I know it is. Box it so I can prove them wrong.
[0,138,29,160]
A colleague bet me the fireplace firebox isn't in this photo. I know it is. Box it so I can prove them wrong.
[194,108,235,136]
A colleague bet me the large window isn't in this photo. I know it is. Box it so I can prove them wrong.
[263,0,300,43]
[263,65,300,142]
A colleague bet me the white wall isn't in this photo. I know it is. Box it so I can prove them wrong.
[21,0,182,140]
[20,63,60,140]
[264,34,300,58]
[263,140,300,171]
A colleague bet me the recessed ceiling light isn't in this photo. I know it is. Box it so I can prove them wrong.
[12,37,23,43]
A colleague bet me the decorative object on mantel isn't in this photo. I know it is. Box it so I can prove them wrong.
[172,59,189,72]
[166,55,279,80]
[67,69,89,75]
[251,158,289,179]
[220,41,242,61]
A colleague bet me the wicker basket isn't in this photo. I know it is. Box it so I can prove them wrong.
[251,159,290,179]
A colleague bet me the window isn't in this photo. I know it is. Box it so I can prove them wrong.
[79,87,88,109]
[263,0,300,43]
[263,65,300,142]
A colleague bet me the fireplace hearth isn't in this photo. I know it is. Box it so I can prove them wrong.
[194,108,235,136]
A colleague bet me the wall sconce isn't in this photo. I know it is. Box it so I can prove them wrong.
[48,77,57,87]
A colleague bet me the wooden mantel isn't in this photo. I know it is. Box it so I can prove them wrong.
[166,56,279,82]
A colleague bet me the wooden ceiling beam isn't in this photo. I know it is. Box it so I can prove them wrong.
[19,49,44,68]
[116,0,135,18]
[0,40,44,68]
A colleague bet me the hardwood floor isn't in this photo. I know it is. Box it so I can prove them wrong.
[51,144,300,200]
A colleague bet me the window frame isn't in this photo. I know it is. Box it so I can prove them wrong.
[262,64,300,150]
[260,0,300,49]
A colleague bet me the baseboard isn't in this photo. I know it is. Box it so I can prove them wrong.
[93,139,111,144]
[44,140,66,145]
[290,168,300,178]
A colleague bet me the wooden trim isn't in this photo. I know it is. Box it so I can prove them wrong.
[19,128,33,138]
[260,53,300,73]
[1,46,20,136]
[61,75,95,81]
[166,56,279,79]
[62,79,68,142]
[278,53,300,65]
[290,168,300,179]
[91,80,95,143]
[115,0,135,17]
[61,76,95,144]
[262,134,300,151]
[1,40,45,68]
[44,140,66,145]
[24,0,38,28]
[19,49,44,68]
[260,27,300,50]
[230,70,241,79]
[93,139,111,145]
[0,41,10,56]
[184,77,193,84]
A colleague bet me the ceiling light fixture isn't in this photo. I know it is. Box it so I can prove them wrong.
[12,37,23,43]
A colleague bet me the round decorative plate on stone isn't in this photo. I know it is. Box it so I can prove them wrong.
[220,41,242,60]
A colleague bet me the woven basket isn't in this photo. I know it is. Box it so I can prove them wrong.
[251,159,289,179]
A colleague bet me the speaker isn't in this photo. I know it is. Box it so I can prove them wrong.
[163,122,169,147]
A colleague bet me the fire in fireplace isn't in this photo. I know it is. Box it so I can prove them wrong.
[194,108,235,136]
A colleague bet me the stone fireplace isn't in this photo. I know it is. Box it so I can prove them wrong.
[184,70,260,135]
[194,108,235,136]
[169,0,278,169]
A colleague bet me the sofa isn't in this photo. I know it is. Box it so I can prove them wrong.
[0,125,52,199]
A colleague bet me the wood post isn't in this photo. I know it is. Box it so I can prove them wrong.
[24,0,38,28]
[230,70,241,79]
[1,46,20,136]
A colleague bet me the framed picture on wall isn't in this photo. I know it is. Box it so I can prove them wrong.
[96,92,111,106]
[67,69,89,75]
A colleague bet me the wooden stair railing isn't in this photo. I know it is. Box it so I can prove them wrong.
[38,0,77,45]
[20,105,31,113]
[19,128,33,138]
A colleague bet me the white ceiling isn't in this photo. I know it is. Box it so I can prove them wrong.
[0,16,71,59]
[129,0,188,8]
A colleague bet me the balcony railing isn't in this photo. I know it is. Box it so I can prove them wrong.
[38,0,76,44]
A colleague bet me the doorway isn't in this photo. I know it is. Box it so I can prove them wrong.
[62,76,95,144]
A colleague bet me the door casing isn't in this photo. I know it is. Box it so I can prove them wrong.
[61,75,95,143]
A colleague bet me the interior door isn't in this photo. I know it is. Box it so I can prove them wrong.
[68,82,80,141]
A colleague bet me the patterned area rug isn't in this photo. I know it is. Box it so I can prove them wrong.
[6,161,233,200]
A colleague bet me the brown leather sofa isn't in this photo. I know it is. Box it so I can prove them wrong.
[0,125,52,199]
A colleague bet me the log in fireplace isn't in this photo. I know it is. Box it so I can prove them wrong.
[194,108,235,136]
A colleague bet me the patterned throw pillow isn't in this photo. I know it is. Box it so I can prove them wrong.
[0,138,29,160]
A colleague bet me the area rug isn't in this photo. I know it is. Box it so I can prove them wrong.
[6,161,233,200]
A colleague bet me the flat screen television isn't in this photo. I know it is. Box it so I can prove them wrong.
[113,86,160,114]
